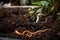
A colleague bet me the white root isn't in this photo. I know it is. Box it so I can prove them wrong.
[36,13,46,23]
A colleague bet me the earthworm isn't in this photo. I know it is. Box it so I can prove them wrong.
[15,29,51,37]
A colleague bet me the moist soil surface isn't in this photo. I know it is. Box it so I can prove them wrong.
[0,8,60,40]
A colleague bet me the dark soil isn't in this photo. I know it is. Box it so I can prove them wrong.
[0,8,60,40]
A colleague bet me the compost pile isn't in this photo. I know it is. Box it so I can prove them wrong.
[0,8,60,40]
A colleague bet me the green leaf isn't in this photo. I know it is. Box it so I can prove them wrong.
[40,1,49,6]
[57,13,60,15]
[32,1,41,5]
[36,8,42,13]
